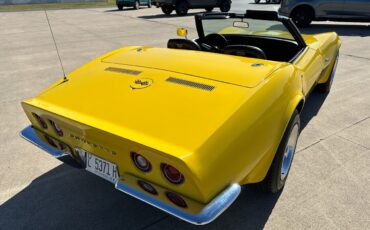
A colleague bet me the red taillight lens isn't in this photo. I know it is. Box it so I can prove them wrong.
[137,180,158,195]
[161,163,184,184]
[32,113,47,129]
[44,134,57,148]
[166,191,187,208]
[131,152,152,172]
[49,119,63,136]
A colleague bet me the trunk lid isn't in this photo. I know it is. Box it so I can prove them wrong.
[28,61,254,156]
[102,47,281,88]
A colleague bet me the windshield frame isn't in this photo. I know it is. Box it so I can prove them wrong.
[195,10,307,49]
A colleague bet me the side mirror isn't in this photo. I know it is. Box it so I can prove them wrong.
[177,28,188,39]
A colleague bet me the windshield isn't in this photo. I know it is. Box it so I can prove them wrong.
[202,18,295,40]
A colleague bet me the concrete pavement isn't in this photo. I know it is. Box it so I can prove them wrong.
[0,1,369,229]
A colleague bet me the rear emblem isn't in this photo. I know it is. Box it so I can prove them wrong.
[130,78,153,89]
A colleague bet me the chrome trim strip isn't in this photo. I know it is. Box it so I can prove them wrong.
[115,181,241,225]
[20,125,65,158]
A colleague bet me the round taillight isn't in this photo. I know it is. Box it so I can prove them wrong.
[161,163,184,184]
[32,113,47,129]
[166,191,187,208]
[131,152,151,172]
[44,134,57,148]
[49,119,63,136]
[137,180,158,195]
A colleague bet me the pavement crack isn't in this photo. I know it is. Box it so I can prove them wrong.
[297,116,370,152]
[336,134,370,150]
[342,53,370,61]
[297,139,323,153]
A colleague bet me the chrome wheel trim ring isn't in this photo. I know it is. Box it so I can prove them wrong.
[280,124,299,181]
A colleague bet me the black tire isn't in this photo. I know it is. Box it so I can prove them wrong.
[266,0,271,3]
[255,0,260,3]
[220,0,231,12]
[134,0,140,10]
[316,53,339,93]
[259,110,300,193]
[117,4,123,10]
[161,5,173,15]
[291,6,314,27]
[147,0,152,8]
[175,1,188,16]
[205,7,214,12]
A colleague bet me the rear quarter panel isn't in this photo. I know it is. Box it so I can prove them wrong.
[184,64,304,194]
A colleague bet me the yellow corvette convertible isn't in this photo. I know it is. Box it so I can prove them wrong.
[21,11,340,225]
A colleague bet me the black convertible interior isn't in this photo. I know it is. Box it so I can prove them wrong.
[167,11,307,63]
[167,33,301,62]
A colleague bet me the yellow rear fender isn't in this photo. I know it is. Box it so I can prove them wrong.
[240,65,304,184]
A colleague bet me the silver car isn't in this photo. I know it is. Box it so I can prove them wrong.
[279,0,370,27]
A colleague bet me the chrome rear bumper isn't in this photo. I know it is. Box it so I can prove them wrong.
[20,125,66,158]
[115,180,240,225]
[20,125,241,225]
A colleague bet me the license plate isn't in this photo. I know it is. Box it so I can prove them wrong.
[85,151,119,183]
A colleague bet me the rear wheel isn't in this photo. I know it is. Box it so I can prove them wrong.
[316,54,339,93]
[259,110,300,193]
[134,0,140,10]
[266,0,271,3]
[205,7,214,12]
[161,5,173,15]
[254,0,260,3]
[117,3,123,10]
[175,1,189,16]
[291,6,314,27]
[220,0,231,12]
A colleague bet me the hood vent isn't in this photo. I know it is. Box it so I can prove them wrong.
[105,67,141,76]
[166,77,215,91]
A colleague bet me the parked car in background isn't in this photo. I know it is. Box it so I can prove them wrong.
[156,0,231,16]
[279,0,370,27]
[116,0,152,10]
[254,0,281,4]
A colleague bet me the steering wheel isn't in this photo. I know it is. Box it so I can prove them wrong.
[200,33,228,52]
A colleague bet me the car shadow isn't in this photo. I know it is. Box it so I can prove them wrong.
[104,9,122,12]
[138,12,203,19]
[104,7,142,12]
[0,161,281,230]
[300,91,329,130]
[301,23,370,37]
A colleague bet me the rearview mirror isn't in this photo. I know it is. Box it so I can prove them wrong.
[177,28,188,38]
[233,21,249,28]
